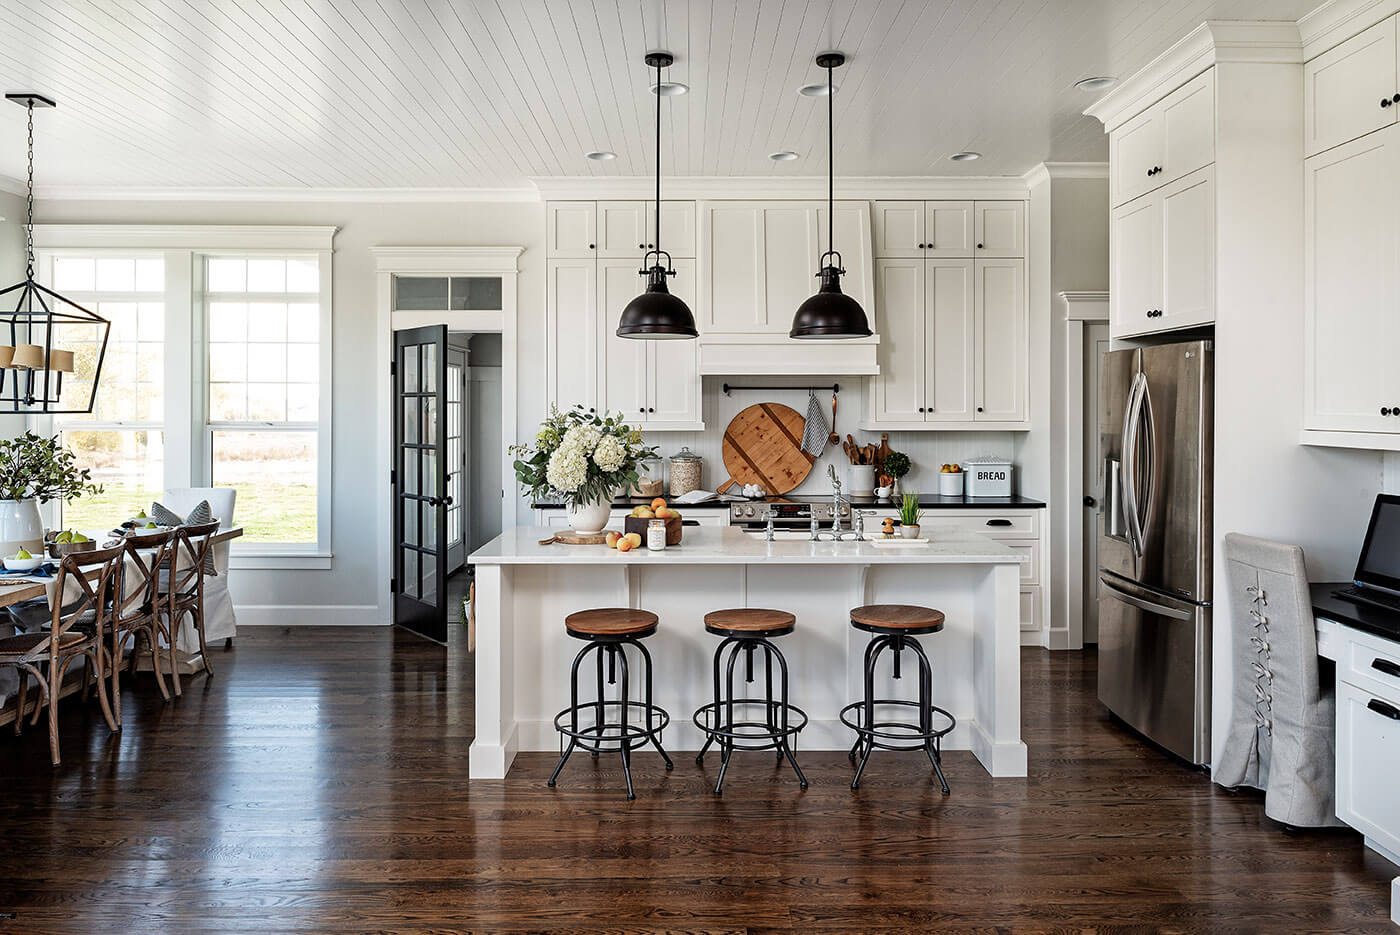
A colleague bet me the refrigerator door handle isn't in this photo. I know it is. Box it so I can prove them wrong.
[1120,373,1146,558]
[1138,373,1158,548]
[1099,574,1193,620]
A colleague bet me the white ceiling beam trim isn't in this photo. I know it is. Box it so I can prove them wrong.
[32,225,339,251]
[30,186,539,204]
[530,175,1031,200]
[1299,0,1400,59]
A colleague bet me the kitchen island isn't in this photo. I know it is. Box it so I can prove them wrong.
[468,525,1027,780]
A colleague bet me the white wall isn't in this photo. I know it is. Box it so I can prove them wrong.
[468,333,503,550]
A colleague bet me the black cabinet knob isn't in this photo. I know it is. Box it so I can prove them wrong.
[918,243,926,249]
[1384,98,1394,108]
[639,243,645,249]
[638,408,645,414]
[917,407,925,413]
[1084,495,1097,508]
[589,243,596,249]
[648,407,655,413]
[1146,167,1154,177]
[976,243,985,249]
[977,406,984,413]
[1384,407,1392,416]
[588,407,596,413]
[648,243,655,249]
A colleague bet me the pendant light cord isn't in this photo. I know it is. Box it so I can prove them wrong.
[25,100,34,281]
[655,58,662,259]
[827,62,834,258]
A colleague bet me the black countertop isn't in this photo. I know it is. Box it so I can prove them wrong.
[533,494,1046,510]
[1312,582,1400,645]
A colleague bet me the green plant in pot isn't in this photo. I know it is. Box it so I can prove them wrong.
[881,450,911,498]
[0,432,101,558]
[899,492,923,539]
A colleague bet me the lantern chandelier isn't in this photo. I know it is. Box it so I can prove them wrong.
[0,93,109,414]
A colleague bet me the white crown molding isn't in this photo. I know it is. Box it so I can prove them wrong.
[529,175,1030,201]
[31,185,539,204]
[1085,21,1303,130]
[1022,162,1109,187]
[1060,290,1110,321]
[370,245,525,274]
[1299,0,1399,59]
[0,174,25,197]
[31,224,338,250]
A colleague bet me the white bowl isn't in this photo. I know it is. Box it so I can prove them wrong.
[3,555,43,572]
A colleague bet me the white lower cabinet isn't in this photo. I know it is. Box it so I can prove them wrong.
[1334,624,1400,863]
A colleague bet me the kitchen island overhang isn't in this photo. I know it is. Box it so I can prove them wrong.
[468,526,1027,780]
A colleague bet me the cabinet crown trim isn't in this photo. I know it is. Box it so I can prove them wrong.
[1086,21,1302,131]
[533,176,1030,201]
[1300,0,1400,60]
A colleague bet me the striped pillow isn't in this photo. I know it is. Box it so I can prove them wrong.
[149,500,217,575]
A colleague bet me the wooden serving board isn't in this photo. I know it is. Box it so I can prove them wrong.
[538,531,611,545]
[719,402,817,495]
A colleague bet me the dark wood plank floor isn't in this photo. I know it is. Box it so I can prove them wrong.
[1,626,1396,934]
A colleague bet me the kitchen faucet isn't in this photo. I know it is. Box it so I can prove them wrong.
[828,464,846,537]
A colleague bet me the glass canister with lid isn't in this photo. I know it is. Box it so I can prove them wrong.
[668,446,703,497]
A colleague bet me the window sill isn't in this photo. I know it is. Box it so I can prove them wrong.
[229,551,333,571]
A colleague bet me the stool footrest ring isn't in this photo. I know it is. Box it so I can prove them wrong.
[840,699,955,750]
[553,700,670,754]
[692,699,808,750]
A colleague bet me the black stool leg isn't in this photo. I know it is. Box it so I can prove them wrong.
[591,641,606,758]
[616,645,635,800]
[852,634,890,790]
[906,637,950,795]
[714,638,743,794]
[769,641,807,789]
[633,637,672,770]
[849,635,880,762]
[697,636,728,764]
[550,642,594,787]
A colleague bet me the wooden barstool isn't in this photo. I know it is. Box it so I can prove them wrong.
[548,608,673,800]
[693,608,808,793]
[840,604,956,793]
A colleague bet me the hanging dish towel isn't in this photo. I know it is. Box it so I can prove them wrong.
[801,391,829,456]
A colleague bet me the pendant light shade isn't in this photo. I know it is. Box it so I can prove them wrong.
[790,53,871,340]
[619,51,697,340]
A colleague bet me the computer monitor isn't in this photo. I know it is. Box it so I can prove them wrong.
[1354,494,1400,594]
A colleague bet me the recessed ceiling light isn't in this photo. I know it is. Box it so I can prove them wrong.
[950,151,981,162]
[799,82,837,97]
[651,81,688,96]
[585,150,616,161]
[1075,76,1117,91]
[769,151,800,161]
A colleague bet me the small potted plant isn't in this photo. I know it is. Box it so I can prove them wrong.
[899,492,923,539]
[0,431,100,558]
[881,450,911,499]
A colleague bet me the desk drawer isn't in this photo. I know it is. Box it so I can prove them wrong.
[1336,678,1400,858]
[925,510,1040,538]
[1338,625,1400,703]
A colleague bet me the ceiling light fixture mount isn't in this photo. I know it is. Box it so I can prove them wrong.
[769,150,799,161]
[617,52,697,340]
[789,53,871,341]
[650,81,688,96]
[585,150,616,161]
[0,93,109,414]
[950,151,982,162]
[1075,76,1117,91]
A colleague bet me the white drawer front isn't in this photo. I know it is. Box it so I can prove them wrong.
[1006,542,1040,585]
[1336,678,1400,856]
[928,510,1040,538]
[1339,624,1400,702]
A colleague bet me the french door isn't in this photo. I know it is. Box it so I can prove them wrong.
[393,325,450,642]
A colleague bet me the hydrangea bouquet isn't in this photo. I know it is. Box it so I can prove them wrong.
[511,406,659,508]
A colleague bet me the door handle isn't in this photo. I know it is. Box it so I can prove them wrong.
[1137,373,1158,548]
[1099,574,1192,620]
[1084,495,1097,508]
[1367,698,1400,721]
[1372,657,1400,678]
[442,496,454,507]
[1120,372,1146,558]
[986,519,1013,527]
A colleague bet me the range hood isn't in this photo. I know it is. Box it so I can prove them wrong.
[699,332,880,375]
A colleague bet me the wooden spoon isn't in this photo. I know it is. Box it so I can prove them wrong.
[828,394,839,446]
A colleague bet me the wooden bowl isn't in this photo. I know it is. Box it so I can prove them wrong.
[624,514,683,546]
[48,539,97,560]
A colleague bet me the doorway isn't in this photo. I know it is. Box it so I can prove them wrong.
[1083,322,1110,644]
[446,332,504,625]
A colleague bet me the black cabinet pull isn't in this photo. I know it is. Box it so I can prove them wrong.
[639,243,645,248]
[1392,405,1400,414]
[1384,407,1392,416]
[1368,698,1400,720]
[1372,658,1400,678]
[976,406,984,413]
[1384,98,1394,109]
[588,407,596,413]
[918,243,926,249]
[1393,94,1400,103]
[917,407,925,413]
[681,519,700,526]
[976,243,985,249]
[986,519,1013,527]
[648,407,655,413]
[589,243,596,249]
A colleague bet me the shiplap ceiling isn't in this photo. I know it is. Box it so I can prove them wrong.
[0,0,1320,192]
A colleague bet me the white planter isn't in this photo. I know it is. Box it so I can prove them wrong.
[0,498,44,557]
[900,523,922,540]
[566,493,613,535]
[848,464,875,496]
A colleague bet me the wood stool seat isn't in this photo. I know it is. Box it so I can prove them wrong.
[703,608,796,639]
[564,608,659,639]
[850,604,945,635]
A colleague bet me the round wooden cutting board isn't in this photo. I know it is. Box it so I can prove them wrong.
[720,402,817,495]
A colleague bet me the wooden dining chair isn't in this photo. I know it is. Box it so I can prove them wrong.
[0,544,124,765]
[111,529,177,719]
[160,521,219,697]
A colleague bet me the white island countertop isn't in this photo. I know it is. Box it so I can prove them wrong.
[470,525,1026,566]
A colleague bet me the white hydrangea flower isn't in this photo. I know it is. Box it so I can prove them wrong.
[546,442,589,492]
[562,423,602,453]
[592,434,625,473]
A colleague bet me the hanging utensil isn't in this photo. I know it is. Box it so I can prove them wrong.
[829,394,839,446]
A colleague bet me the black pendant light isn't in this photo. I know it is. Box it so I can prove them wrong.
[618,51,697,340]
[790,53,872,340]
[0,93,110,413]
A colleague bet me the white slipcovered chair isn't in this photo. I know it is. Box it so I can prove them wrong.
[161,487,237,650]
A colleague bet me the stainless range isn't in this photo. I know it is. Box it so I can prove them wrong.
[729,498,851,529]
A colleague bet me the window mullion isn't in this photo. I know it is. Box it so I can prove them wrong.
[165,249,197,493]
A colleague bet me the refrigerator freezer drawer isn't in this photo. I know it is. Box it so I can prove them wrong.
[1097,573,1212,765]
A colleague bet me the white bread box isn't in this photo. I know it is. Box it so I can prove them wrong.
[963,458,1013,497]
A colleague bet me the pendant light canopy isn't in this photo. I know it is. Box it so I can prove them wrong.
[618,51,697,340]
[790,53,872,340]
[0,93,109,413]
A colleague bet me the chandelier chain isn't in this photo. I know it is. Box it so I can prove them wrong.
[25,100,34,280]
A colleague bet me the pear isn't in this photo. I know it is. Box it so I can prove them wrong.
[145,522,157,529]
[137,510,148,518]
[54,531,72,544]
[15,548,32,560]
[71,533,89,543]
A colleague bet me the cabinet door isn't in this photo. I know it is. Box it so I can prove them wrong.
[1112,109,1165,207]
[1160,166,1215,331]
[926,201,975,257]
[973,201,1025,257]
[547,202,598,258]
[597,202,649,258]
[872,201,924,257]
[872,259,926,423]
[1304,14,1398,158]
[646,200,697,258]
[1305,126,1400,432]
[764,205,822,333]
[546,259,599,413]
[647,259,701,426]
[924,259,975,422]
[974,258,1026,422]
[597,259,649,419]
[1335,679,1400,858]
[818,201,875,325]
[1110,194,1163,338]
[1161,70,1215,186]
[700,203,765,332]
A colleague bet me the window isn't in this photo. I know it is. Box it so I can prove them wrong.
[33,228,335,566]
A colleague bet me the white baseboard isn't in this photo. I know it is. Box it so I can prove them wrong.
[1020,630,1043,647]
[233,604,382,627]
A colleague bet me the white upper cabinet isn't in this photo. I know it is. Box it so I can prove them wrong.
[596,202,649,258]
[648,260,701,426]
[1159,167,1216,333]
[546,202,599,258]
[925,259,976,421]
[546,258,599,413]
[871,259,926,423]
[597,258,702,429]
[701,203,766,333]
[818,203,875,323]
[975,258,1027,422]
[645,200,697,258]
[973,202,1026,258]
[1305,15,1399,158]
[1304,126,1400,434]
[872,202,925,257]
[1111,194,1163,338]
[1111,70,1215,208]
[928,202,976,257]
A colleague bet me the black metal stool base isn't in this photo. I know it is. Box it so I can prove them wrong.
[549,635,672,800]
[693,634,808,793]
[843,630,956,794]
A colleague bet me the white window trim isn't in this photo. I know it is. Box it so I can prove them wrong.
[32,225,338,567]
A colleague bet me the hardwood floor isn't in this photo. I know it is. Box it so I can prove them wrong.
[0,626,1395,934]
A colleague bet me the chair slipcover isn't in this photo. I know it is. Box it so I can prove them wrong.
[161,487,237,648]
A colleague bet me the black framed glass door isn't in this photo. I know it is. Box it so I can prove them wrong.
[393,325,450,642]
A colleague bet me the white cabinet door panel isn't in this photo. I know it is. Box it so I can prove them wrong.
[819,202,875,324]
[547,202,598,258]
[1336,678,1400,859]
[927,201,975,257]
[702,204,765,332]
[1111,194,1163,339]
[974,201,1025,257]
[873,259,925,423]
[1161,167,1215,330]
[646,200,697,258]
[648,259,701,426]
[873,201,924,257]
[1305,127,1400,432]
[925,259,975,422]
[1113,109,1165,207]
[1161,70,1215,186]
[598,259,649,418]
[546,258,598,412]
[597,202,649,257]
[975,258,1026,422]
[1304,15,1398,158]
[764,205,821,333]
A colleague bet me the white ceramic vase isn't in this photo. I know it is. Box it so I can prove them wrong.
[567,492,613,535]
[0,498,44,557]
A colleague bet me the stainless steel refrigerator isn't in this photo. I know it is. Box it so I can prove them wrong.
[1097,340,1213,765]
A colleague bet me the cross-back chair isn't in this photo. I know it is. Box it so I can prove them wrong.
[112,529,177,717]
[160,521,219,697]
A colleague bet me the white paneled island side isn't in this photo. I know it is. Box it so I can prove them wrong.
[468,526,1027,780]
